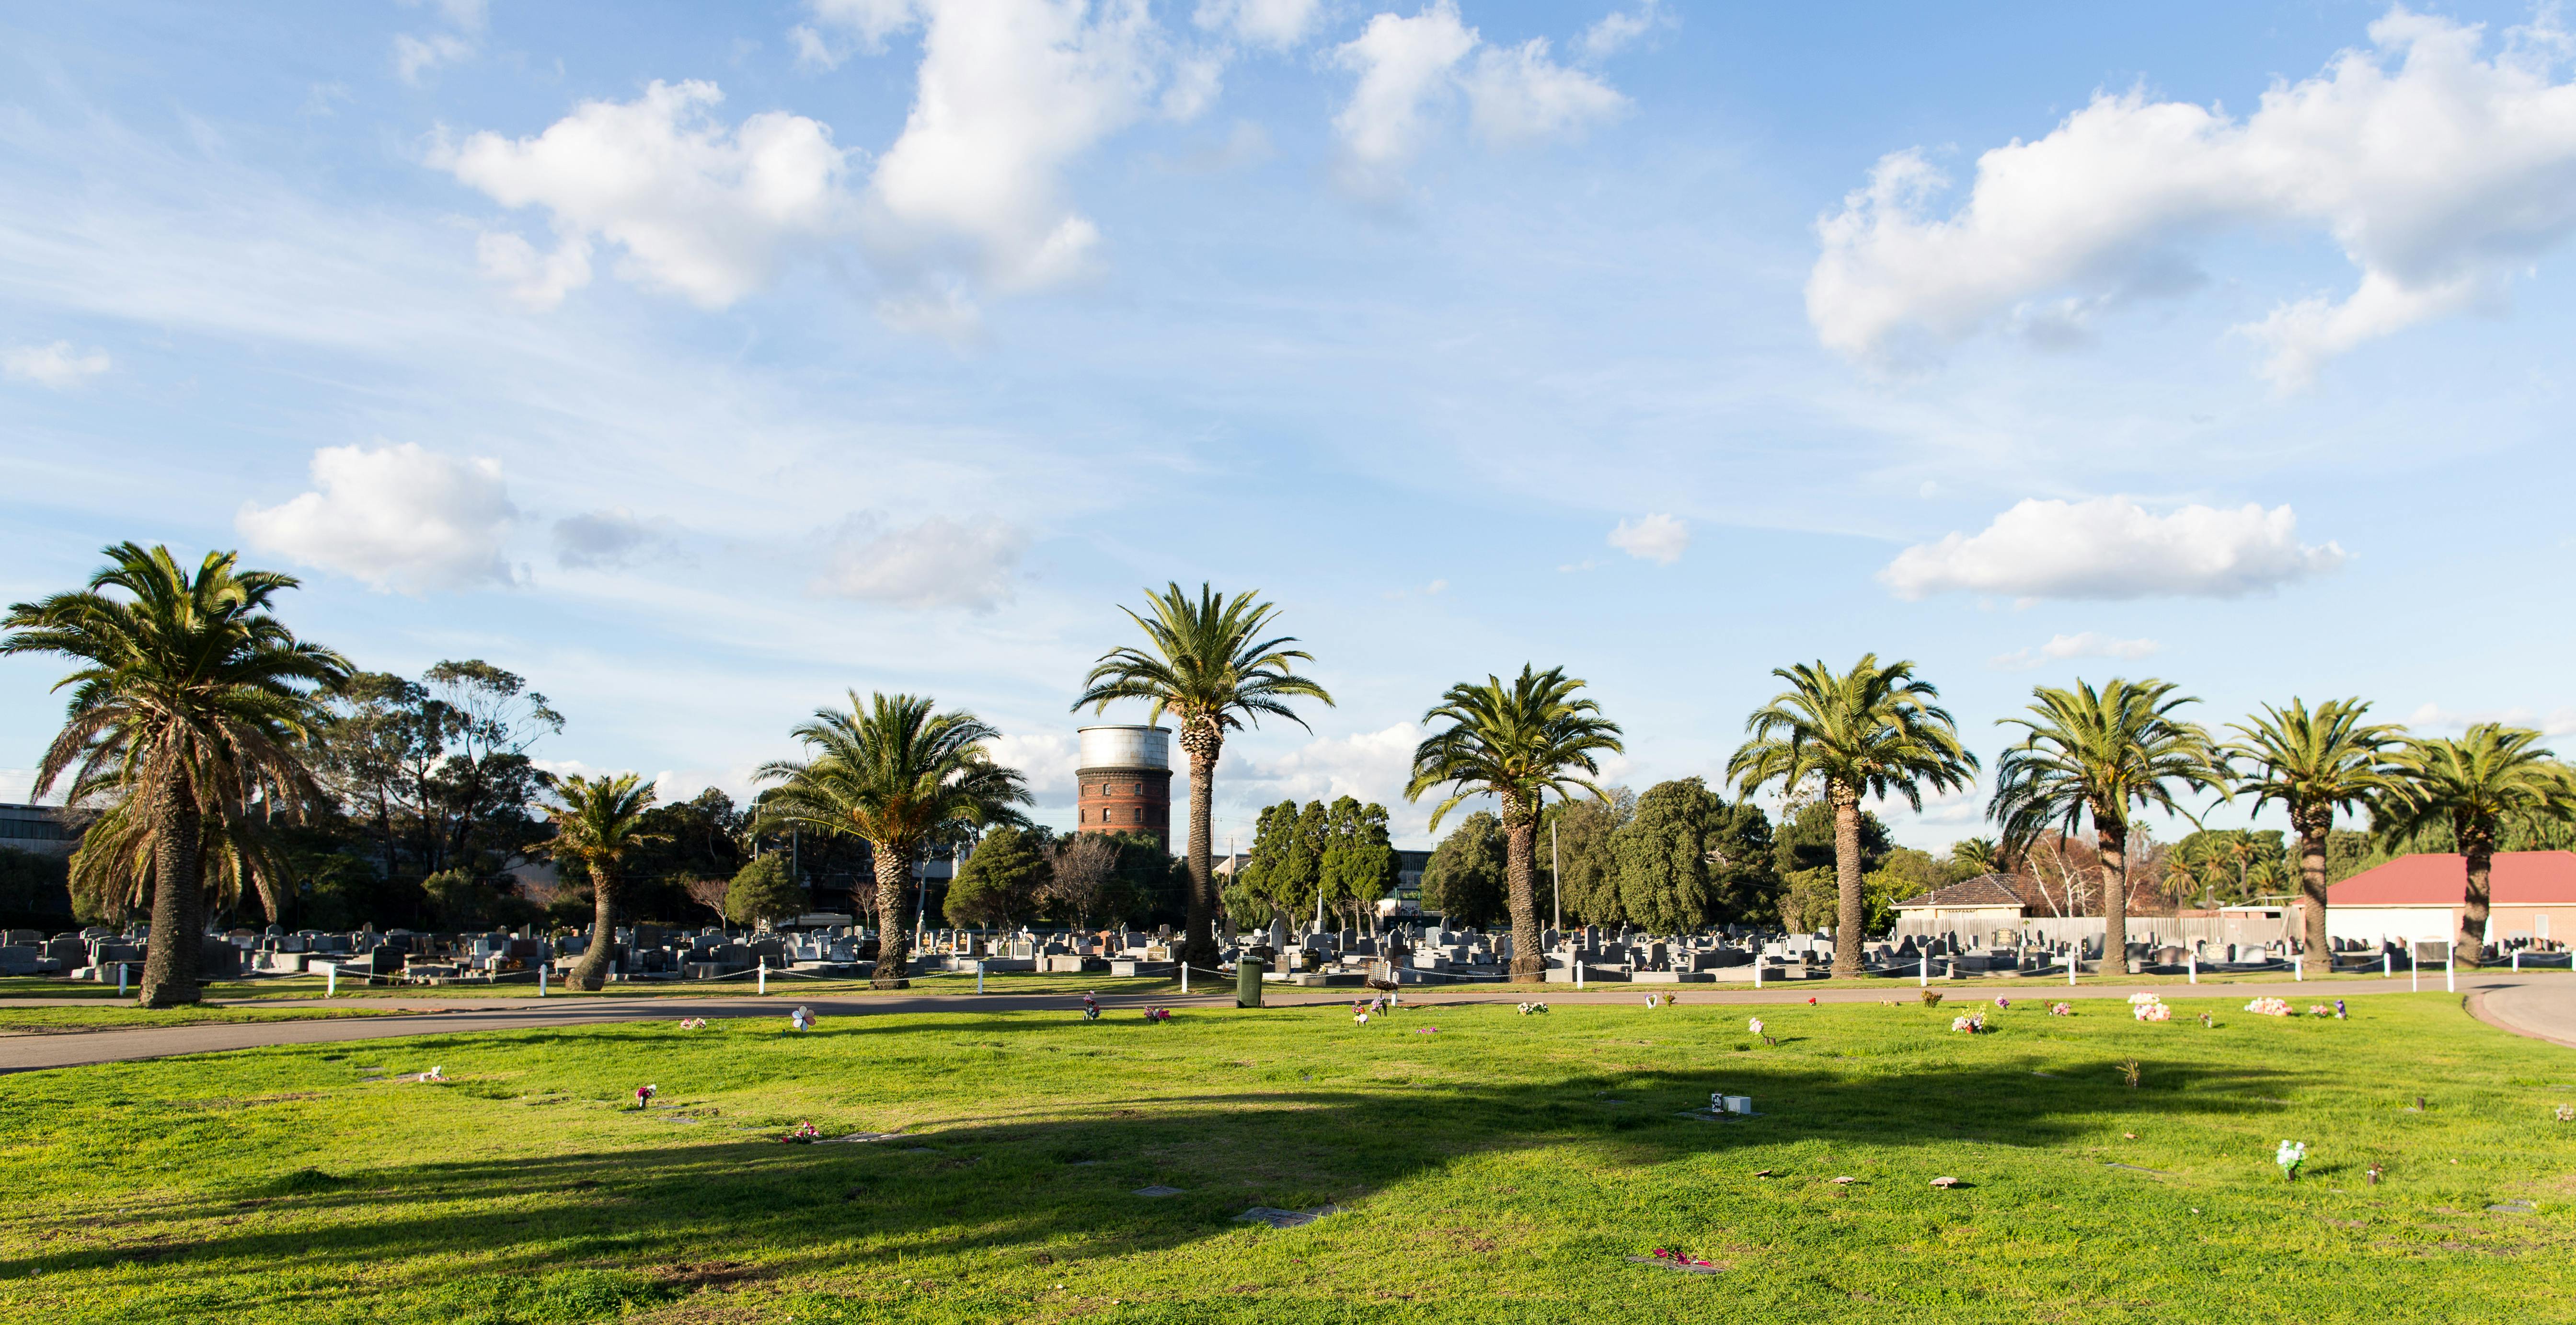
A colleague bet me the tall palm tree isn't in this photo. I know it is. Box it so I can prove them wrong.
[757,692,1031,987]
[1,544,347,1006]
[67,793,291,926]
[1074,584,1332,966]
[543,772,667,991]
[1407,666,1622,982]
[2377,724,2576,963]
[1990,678,2225,975]
[1727,655,1978,978]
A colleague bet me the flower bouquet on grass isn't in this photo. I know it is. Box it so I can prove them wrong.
[1950,1013,1987,1034]
[2276,1139,2307,1181]
[1517,1001,1548,1015]
[1143,1006,1173,1023]
[2048,1002,2073,1016]
[2129,993,2171,1022]
[782,1121,822,1144]
[677,1017,708,1030]
[2244,997,2292,1017]
[632,1084,657,1111]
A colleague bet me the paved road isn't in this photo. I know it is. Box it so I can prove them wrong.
[1,973,2566,1074]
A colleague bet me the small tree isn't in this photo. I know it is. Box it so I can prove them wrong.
[682,875,730,925]
[544,772,667,991]
[723,854,806,927]
[943,826,1049,928]
[1039,832,1121,929]
[1611,778,1726,934]
[1419,810,1507,929]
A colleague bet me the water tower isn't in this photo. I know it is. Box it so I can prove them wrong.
[1076,725,1172,844]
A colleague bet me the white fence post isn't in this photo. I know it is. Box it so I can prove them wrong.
[2447,942,2456,993]
[325,964,335,999]
[2188,951,2197,985]
[977,959,986,994]
[1181,962,1188,995]
[119,963,129,998]
[1919,953,1928,988]
[758,964,767,996]
[538,966,546,998]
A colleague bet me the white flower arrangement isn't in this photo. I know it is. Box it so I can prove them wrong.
[2244,997,2292,1017]
[2275,1139,2307,1180]
[2132,996,2172,1023]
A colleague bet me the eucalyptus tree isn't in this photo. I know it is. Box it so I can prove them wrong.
[1407,665,1623,982]
[544,773,667,991]
[1989,678,2225,973]
[757,692,1031,986]
[2,543,348,1005]
[1074,584,1332,966]
[1727,655,1978,977]
[2377,723,2576,962]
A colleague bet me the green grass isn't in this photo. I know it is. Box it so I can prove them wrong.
[0,994,2569,1323]
[0,1006,405,1033]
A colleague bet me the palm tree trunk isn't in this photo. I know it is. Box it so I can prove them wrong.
[871,845,913,988]
[2296,806,2333,977]
[1178,723,1221,967]
[568,868,618,991]
[2459,819,2494,967]
[2096,808,2129,974]
[1501,795,1543,983]
[1829,781,1864,979]
[138,768,205,1007]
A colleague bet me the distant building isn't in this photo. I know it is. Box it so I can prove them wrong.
[1075,725,1172,845]
[2328,850,2576,946]
[0,803,84,858]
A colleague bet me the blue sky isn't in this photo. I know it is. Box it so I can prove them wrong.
[5,0,2575,851]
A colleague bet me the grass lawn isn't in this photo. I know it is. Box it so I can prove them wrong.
[0,1006,405,1034]
[0,992,2568,1323]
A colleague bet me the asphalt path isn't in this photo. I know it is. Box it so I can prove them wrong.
[2,971,2567,1075]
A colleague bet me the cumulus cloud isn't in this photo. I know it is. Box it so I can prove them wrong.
[238,442,518,591]
[1332,2,1622,196]
[553,507,677,570]
[1580,0,1666,60]
[852,0,1158,294]
[1809,9,2576,386]
[985,730,1079,801]
[1607,512,1688,565]
[1989,631,2162,671]
[1,341,110,388]
[1232,723,1424,825]
[2404,703,2576,737]
[812,513,1029,611]
[432,80,856,309]
[1881,497,2345,601]
[1195,0,1322,49]
[394,0,486,85]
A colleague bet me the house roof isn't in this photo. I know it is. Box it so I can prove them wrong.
[1894,875,2029,910]
[2328,851,2576,907]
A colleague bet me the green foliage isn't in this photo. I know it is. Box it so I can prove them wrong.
[1860,846,1944,933]
[943,827,1049,928]
[1420,811,1506,928]
[2168,830,2295,905]
[421,868,480,928]
[1773,798,1889,932]
[724,853,808,925]
[1603,778,1774,933]
[1541,787,1632,927]
[1236,796,1398,926]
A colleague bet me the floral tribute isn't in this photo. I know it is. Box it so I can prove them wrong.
[1516,1002,1549,1015]
[1646,1247,1722,1271]
[2048,1002,2074,1017]
[632,1083,657,1110]
[2276,1139,2307,1181]
[1143,1006,1173,1023]
[1950,1013,1987,1034]
[677,1017,708,1030]
[2129,993,2172,1022]
[2244,997,2293,1017]
[788,1006,819,1031]
[1747,1017,1765,1037]
[1993,996,2011,1010]
[782,1121,822,1143]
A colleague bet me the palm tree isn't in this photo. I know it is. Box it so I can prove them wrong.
[1407,666,1622,982]
[542,772,667,991]
[68,793,292,926]
[1727,655,1978,978]
[1074,584,1332,966]
[1,544,348,1006]
[2377,724,2576,963]
[1949,837,2001,875]
[756,692,1031,987]
[1990,678,2225,975]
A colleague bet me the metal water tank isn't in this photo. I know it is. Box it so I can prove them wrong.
[1078,725,1171,770]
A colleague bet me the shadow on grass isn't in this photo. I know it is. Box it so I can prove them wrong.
[0,1051,2308,1292]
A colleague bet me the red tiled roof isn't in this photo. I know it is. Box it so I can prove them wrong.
[2327,851,2576,906]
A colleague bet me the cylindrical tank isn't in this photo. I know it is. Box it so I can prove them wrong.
[1078,725,1171,770]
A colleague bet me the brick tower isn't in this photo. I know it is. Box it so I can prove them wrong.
[1076,725,1172,844]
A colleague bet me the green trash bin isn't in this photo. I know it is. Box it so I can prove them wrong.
[1237,956,1265,1008]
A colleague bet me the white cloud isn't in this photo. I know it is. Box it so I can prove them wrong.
[2404,703,2576,737]
[1331,3,1478,195]
[807,0,920,49]
[393,0,486,85]
[986,730,1079,800]
[553,507,677,571]
[1332,3,1625,196]
[1,341,110,388]
[1989,631,2162,671]
[1580,0,1665,60]
[862,0,1158,293]
[1233,722,1421,814]
[1462,38,1626,146]
[432,80,856,309]
[238,442,518,591]
[1195,0,1322,49]
[1881,496,2345,601]
[1607,512,1687,564]
[472,230,593,311]
[812,512,1029,611]
[1809,9,2576,387]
